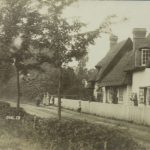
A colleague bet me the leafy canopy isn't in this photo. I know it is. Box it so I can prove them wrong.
[0,0,115,82]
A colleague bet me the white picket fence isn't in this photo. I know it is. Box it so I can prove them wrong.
[54,98,150,126]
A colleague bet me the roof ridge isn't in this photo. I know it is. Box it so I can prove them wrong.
[95,38,131,68]
[96,38,132,82]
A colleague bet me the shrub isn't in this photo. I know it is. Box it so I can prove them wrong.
[0,101,27,119]
[0,103,146,150]
[0,101,10,109]
[30,119,145,150]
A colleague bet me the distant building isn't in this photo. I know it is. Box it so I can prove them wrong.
[88,28,150,106]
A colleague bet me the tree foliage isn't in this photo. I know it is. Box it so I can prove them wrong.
[0,0,46,107]
[0,0,114,84]
[0,0,115,116]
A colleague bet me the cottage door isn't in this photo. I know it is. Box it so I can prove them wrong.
[112,88,118,104]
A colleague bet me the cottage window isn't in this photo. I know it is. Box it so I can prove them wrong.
[139,87,150,105]
[139,87,147,104]
[141,49,150,66]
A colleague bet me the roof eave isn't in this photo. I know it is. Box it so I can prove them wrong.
[124,66,145,72]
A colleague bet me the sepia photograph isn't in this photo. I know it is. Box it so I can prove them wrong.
[0,0,150,149]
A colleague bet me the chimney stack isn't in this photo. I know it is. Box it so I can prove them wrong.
[132,28,147,51]
[109,34,118,49]
[132,28,147,66]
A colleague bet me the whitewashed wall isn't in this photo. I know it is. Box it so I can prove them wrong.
[55,98,150,126]
[132,68,150,93]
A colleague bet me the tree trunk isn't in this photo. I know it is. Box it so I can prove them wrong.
[58,67,62,120]
[16,67,20,109]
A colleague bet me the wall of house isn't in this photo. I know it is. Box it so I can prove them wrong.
[105,86,128,104]
[132,68,150,94]
[54,98,150,126]
[93,85,130,104]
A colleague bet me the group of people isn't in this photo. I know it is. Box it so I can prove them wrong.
[36,92,55,106]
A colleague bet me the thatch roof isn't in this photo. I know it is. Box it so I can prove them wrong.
[124,51,135,71]
[91,31,150,87]
[95,39,131,69]
[95,38,133,82]
[123,51,145,72]
[100,51,133,86]
[95,40,126,69]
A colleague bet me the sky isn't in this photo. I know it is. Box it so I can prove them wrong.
[63,0,150,69]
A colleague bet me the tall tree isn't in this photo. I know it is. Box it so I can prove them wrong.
[0,0,44,108]
[35,0,114,120]
[0,0,115,119]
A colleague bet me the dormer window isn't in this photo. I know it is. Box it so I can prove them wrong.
[141,48,150,66]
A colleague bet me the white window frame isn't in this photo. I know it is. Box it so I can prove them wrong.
[141,48,150,66]
[139,87,150,106]
[139,87,146,104]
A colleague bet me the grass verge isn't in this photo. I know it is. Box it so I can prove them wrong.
[0,101,146,150]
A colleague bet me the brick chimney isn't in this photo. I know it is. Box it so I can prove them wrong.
[132,28,147,66]
[109,34,118,49]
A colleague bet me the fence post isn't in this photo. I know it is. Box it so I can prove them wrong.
[33,115,36,129]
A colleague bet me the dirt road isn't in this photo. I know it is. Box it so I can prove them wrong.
[4,101,150,150]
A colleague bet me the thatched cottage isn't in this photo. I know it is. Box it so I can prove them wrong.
[90,28,150,106]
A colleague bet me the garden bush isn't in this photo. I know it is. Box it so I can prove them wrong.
[5,107,27,117]
[31,119,145,150]
[0,101,10,109]
[0,101,27,118]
